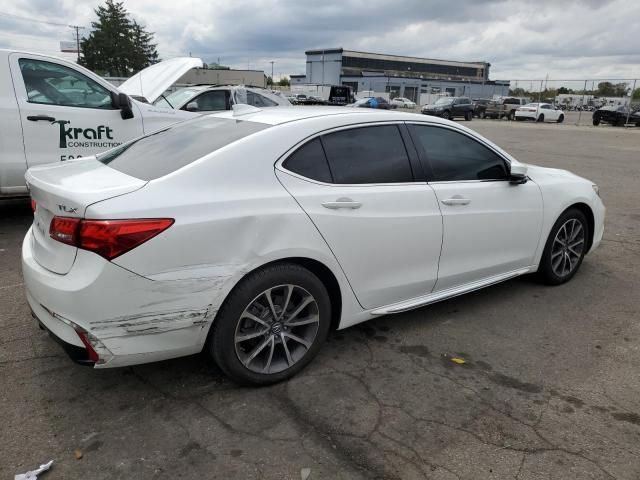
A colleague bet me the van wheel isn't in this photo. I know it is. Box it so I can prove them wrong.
[209,263,331,386]
[537,114,545,122]
[538,208,588,285]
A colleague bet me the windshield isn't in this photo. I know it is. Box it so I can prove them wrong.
[435,98,453,105]
[153,87,204,108]
[98,116,269,180]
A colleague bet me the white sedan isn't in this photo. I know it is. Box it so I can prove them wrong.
[391,97,417,108]
[515,103,565,123]
[23,106,604,385]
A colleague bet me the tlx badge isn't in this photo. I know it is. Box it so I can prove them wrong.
[58,204,78,214]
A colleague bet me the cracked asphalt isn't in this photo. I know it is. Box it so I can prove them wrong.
[2,119,639,479]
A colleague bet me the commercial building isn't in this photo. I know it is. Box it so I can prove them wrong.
[107,67,267,89]
[292,48,509,102]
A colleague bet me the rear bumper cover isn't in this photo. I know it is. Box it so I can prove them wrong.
[32,310,95,366]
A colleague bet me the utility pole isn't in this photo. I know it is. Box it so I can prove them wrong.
[68,25,85,63]
[270,61,275,87]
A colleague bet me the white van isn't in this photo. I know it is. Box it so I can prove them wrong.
[0,49,203,197]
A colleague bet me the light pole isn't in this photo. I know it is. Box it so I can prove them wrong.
[270,61,275,88]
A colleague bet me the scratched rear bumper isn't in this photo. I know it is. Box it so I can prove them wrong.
[22,228,217,368]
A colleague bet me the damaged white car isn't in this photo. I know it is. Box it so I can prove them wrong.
[23,106,604,385]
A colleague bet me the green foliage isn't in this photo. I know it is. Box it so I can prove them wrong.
[266,76,273,86]
[79,0,159,76]
[631,88,640,101]
[278,77,290,87]
[596,81,629,97]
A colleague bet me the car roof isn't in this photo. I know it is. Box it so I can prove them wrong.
[209,106,453,126]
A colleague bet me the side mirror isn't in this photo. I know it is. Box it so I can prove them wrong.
[185,101,199,112]
[111,92,134,120]
[509,163,528,184]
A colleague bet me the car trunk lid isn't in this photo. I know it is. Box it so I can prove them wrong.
[26,158,146,274]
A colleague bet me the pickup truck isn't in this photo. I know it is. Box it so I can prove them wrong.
[0,49,203,197]
[484,97,529,120]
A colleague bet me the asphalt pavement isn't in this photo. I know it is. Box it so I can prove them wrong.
[1,119,639,479]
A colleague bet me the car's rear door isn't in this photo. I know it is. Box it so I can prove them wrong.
[276,123,443,310]
[407,123,543,291]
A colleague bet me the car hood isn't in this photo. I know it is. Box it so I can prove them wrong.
[424,104,449,109]
[119,57,204,104]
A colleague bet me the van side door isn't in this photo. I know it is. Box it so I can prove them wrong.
[9,53,144,168]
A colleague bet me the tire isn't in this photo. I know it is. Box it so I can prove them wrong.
[537,114,545,123]
[557,114,564,123]
[508,111,515,121]
[209,263,331,386]
[441,110,451,120]
[592,115,600,126]
[465,111,473,121]
[515,117,524,121]
[538,208,589,285]
[479,111,486,119]
[615,117,625,127]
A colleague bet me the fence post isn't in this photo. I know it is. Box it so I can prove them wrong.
[577,80,587,126]
[625,79,636,127]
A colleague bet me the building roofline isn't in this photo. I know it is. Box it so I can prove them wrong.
[341,49,489,68]
[305,48,344,55]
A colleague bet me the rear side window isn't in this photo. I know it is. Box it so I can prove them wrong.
[283,138,332,183]
[321,125,413,184]
[246,91,278,107]
[98,117,268,180]
[408,125,508,182]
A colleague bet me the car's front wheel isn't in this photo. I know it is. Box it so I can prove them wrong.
[537,114,545,122]
[592,114,600,126]
[210,263,331,385]
[557,114,564,123]
[441,110,451,120]
[538,208,589,285]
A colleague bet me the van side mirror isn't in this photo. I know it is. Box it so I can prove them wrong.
[509,163,528,184]
[111,92,134,120]
[185,101,199,112]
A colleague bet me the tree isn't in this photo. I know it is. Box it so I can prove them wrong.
[278,77,290,87]
[557,87,574,94]
[80,0,159,76]
[632,88,640,101]
[596,81,629,97]
[266,76,273,86]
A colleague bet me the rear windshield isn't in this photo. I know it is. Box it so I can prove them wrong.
[98,116,268,180]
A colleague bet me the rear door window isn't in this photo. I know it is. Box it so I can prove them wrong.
[320,125,413,184]
[98,117,268,180]
[187,90,229,111]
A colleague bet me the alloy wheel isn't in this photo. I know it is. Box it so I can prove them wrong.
[234,284,320,374]
[551,218,585,277]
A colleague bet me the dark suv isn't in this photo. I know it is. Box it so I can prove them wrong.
[421,97,473,120]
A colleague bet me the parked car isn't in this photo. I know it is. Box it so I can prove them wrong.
[295,94,309,105]
[484,97,529,120]
[0,49,204,198]
[154,85,290,112]
[592,105,640,127]
[472,98,492,118]
[347,97,397,109]
[515,103,565,123]
[285,95,298,105]
[23,106,604,385]
[421,97,473,120]
[391,97,417,108]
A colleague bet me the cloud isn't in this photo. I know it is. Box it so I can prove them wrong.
[0,0,637,81]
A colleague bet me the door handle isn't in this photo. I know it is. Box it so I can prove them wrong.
[27,115,56,122]
[441,196,471,206]
[322,198,362,210]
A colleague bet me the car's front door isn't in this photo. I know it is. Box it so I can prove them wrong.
[9,53,143,166]
[276,123,443,309]
[407,123,544,291]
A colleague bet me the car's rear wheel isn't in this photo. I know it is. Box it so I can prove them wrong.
[557,114,564,123]
[538,208,589,285]
[615,117,625,127]
[479,111,486,119]
[592,114,600,126]
[537,114,545,122]
[210,263,331,386]
[465,111,473,121]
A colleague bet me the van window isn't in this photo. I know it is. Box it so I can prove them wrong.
[98,116,269,180]
[19,58,113,109]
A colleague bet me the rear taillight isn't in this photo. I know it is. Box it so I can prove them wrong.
[49,217,174,260]
[31,199,37,213]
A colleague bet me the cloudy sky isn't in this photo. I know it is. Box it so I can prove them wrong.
[1,0,638,85]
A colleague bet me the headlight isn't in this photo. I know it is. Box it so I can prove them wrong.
[592,184,600,196]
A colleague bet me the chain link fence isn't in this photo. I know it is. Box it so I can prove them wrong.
[507,78,639,126]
